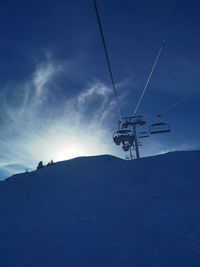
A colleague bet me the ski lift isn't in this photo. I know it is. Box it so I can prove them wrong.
[122,143,131,152]
[131,141,142,147]
[113,130,134,145]
[149,114,170,134]
[138,131,149,138]
[113,115,147,159]
[119,115,146,130]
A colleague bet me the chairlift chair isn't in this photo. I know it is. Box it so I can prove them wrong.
[149,122,170,134]
[119,115,146,129]
[122,143,131,152]
[113,130,135,145]
[138,131,149,138]
[149,115,170,134]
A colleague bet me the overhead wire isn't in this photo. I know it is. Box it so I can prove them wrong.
[145,90,198,122]
[133,0,182,115]
[160,92,197,115]
[93,0,122,120]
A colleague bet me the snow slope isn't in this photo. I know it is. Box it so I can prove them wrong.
[0,151,200,267]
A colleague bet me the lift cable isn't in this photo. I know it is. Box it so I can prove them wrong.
[93,0,122,120]
[145,90,198,121]
[133,0,182,115]
[160,92,198,115]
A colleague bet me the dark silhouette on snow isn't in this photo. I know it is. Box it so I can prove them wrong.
[47,160,54,166]
[36,161,44,170]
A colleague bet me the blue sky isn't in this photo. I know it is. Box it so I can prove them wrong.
[0,0,200,179]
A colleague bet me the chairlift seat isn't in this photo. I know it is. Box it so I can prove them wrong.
[138,131,149,138]
[122,144,130,152]
[149,122,170,134]
[113,130,135,145]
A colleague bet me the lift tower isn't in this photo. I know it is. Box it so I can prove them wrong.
[113,115,146,160]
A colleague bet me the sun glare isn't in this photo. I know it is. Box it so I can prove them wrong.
[53,144,90,162]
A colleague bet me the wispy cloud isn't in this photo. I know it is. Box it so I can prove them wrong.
[0,56,121,179]
[33,62,57,95]
[0,54,198,180]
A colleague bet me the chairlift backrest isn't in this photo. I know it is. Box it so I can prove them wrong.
[149,122,170,134]
[138,131,149,138]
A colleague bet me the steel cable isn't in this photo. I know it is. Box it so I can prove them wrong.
[134,0,182,115]
[93,0,122,120]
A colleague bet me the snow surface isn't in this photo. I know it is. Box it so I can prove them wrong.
[0,151,200,266]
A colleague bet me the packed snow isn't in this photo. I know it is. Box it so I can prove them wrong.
[0,150,200,266]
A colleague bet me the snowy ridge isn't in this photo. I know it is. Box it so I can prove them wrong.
[1,151,200,266]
